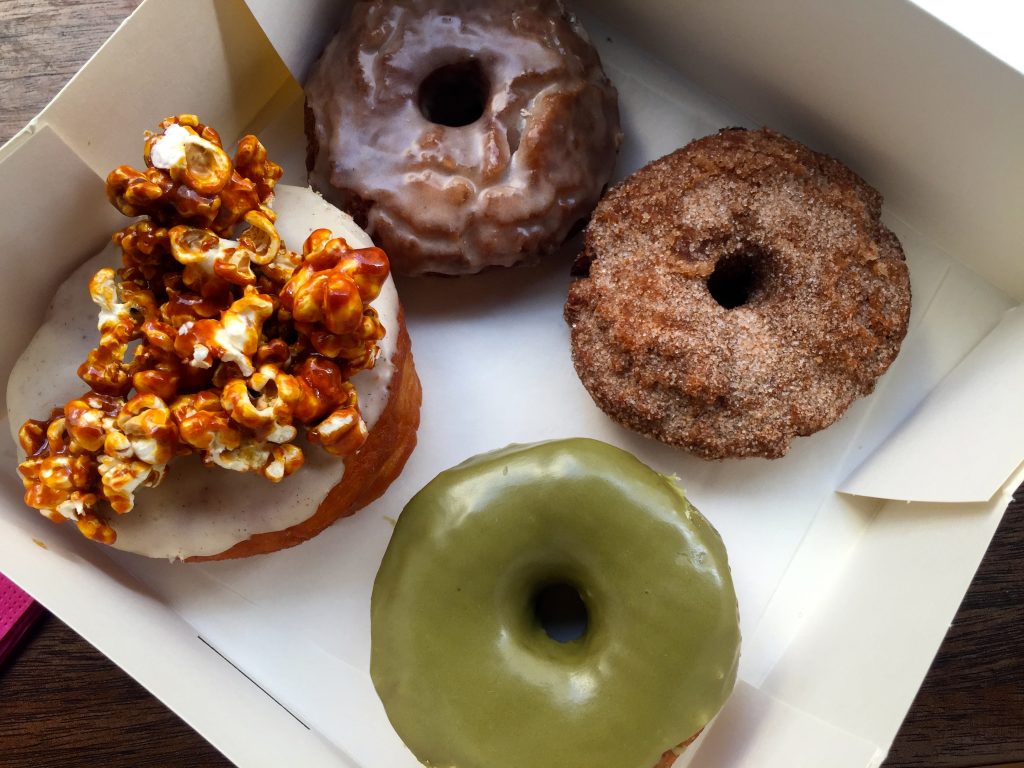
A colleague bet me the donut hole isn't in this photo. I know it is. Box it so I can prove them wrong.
[533,582,589,643]
[418,60,490,127]
[707,250,768,309]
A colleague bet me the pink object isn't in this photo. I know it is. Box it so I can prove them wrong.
[0,572,45,668]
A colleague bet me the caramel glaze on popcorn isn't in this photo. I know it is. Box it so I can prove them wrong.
[304,0,621,275]
[17,115,393,545]
[565,128,912,460]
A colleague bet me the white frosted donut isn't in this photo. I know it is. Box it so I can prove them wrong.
[8,186,421,561]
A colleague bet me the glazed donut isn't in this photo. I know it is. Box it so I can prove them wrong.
[304,0,622,276]
[565,128,912,459]
[9,185,421,561]
[371,438,740,768]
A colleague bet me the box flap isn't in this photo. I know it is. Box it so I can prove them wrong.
[242,0,352,81]
[759,484,1013,750]
[842,304,1024,502]
[684,682,883,768]
[0,487,358,768]
[0,126,122,410]
[0,0,292,178]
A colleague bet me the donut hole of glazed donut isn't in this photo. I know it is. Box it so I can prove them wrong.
[706,248,770,309]
[532,581,589,643]
[417,59,491,128]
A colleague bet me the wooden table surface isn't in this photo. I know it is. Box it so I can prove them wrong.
[1,2,1022,766]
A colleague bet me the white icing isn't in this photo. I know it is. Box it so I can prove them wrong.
[7,185,401,560]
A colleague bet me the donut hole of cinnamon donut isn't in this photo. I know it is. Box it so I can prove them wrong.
[706,247,771,309]
[417,59,491,128]
[532,581,589,643]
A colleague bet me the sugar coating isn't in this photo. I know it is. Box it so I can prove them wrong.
[304,0,621,275]
[565,128,912,459]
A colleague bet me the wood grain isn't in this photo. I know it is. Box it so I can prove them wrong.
[0,614,230,768]
[883,493,1024,768]
[0,0,142,141]
[0,2,1022,767]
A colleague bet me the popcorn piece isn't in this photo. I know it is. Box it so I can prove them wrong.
[65,392,121,452]
[19,450,98,520]
[208,440,304,484]
[97,453,158,515]
[146,122,232,196]
[174,388,304,483]
[75,512,117,545]
[169,225,255,288]
[115,393,179,467]
[221,364,303,443]
[175,288,274,377]
[290,356,349,423]
[288,263,364,334]
[236,210,303,286]
[308,403,369,457]
[113,220,172,283]
[173,390,241,453]
[106,165,173,219]
[234,134,283,201]
[106,116,279,236]
[160,274,232,329]
[90,268,134,334]
[79,269,161,395]
[264,444,304,483]
[280,236,389,372]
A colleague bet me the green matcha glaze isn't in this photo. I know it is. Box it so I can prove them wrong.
[371,439,740,768]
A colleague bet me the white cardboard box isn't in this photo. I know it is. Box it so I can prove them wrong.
[2,1,1023,765]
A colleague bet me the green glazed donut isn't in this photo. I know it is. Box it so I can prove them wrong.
[371,438,740,768]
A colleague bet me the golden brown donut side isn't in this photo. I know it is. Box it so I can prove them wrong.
[187,312,421,561]
[654,730,702,768]
[566,128,911,459]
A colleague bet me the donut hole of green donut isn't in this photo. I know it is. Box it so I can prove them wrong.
[706,248,771,309]
[532,581,589,643]
[418,59,491,128]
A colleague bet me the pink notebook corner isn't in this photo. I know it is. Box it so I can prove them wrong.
[0,572,45,668]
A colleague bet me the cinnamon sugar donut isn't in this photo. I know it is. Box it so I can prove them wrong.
[565,128,911,460]
[304,0,621,276]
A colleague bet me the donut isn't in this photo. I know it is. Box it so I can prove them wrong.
[565,128,912,459]
[304,0,622,276]
[371,438,740,768]
[9,117,421,561]
[10,185,421,561]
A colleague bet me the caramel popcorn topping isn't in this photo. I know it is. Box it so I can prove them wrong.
[17,115,390,544]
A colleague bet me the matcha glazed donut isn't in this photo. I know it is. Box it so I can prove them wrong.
[371,438,740,768]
